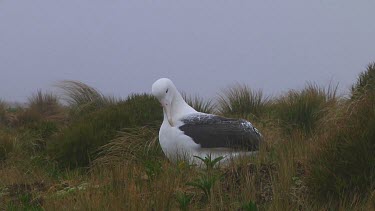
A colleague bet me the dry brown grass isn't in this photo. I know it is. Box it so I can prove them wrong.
[93,126,161,168]
[1,121,316,210]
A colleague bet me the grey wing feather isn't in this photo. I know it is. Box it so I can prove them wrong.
[179,114,262,151]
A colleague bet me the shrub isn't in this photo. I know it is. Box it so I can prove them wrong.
[307,65,375,205]
[273,83,337,135]
[218,84,269,120]
[47,94,162,169]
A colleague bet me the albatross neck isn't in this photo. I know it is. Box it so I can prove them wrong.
[171,92,196,121]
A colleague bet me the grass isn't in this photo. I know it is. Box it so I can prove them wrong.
[306,81,375,206]
[351,62,375,98]
[0,130,14,161]
[47,94,162,168]
[0,99,7,125]
[218,84,270,120]
[18,90,64,124]
[272,82,337,135]
[1,63,375,210]
[57,80,117,117]
[181,92,216,113]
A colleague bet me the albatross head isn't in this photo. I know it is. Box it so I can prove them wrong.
[152,78,177,126]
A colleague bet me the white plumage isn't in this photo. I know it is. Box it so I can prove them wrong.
[152,78,262,164]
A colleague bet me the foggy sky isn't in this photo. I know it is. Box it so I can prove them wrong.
[1,1,375,102]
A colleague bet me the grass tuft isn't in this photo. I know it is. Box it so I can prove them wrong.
[0,99,7,125]
[218,84,269,120]
[181,93,216,113]
[47,94,162,169]
[93,126,162,168]
[273,82,337,135]
[57,80,117,117]
[351,62,375,98]
[18,90,64,124]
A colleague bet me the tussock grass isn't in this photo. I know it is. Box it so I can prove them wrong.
[18,90,64,124]
[307,80,375,206]
[93,126,162,167]
[351,62,375,98]
[57,80,117,117]
[47,94,162,168]
[0,130,14,161]
[273,82,337,135]
[181,92,216,113]
[218,84,270,120]
[0,99,7,124]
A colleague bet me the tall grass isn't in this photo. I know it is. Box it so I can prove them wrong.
[0,99,7,125]
[47,94,162,168]
[18,90,64,124]
[307,66,375,207]
[273,83,337,135]
[351,62,375,98]
[181,93,216,113]
[0,130,14,161]
[218,84,269,120]
[93,126,162,167]
[57,80,117,117]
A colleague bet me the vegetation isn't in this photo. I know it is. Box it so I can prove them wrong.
[272,83,337,135]
[0,100,7,124]
[57,80,117,117]
[351,62,375,98]
[307,65,375,205]
[218,84,269,120]
[182,92,216,113]
[1,64,375,210]
[47,94,162,168]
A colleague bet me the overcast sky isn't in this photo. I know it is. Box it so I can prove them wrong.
[1,1,375,102]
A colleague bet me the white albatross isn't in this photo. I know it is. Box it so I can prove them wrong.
[152,78,263,165]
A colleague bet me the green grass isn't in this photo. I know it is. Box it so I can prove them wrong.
[307,75,375,206]
[272,82,337,135]
[17,90,64,125]
[0,99,7,125]
[351,62,375,98]
[57,80,117,117]
[181,93,216,113]
[0,130,14,161]
[47,94,162,169]
[218,84,270,120]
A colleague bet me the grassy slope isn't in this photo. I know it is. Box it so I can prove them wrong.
[1,66,375,210]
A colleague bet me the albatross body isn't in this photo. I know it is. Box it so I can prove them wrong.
[152,78,262,164]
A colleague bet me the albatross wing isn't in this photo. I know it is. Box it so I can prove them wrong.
[178,113,262,151]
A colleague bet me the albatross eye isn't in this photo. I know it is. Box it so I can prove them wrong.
[166,89,169,93]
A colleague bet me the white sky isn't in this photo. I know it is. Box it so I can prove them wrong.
[1,1,375,102]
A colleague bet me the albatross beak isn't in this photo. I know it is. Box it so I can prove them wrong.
[162,103,174,127]
[166,107,174,127]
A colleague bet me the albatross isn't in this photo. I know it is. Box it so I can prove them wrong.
[152,78,263,164]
